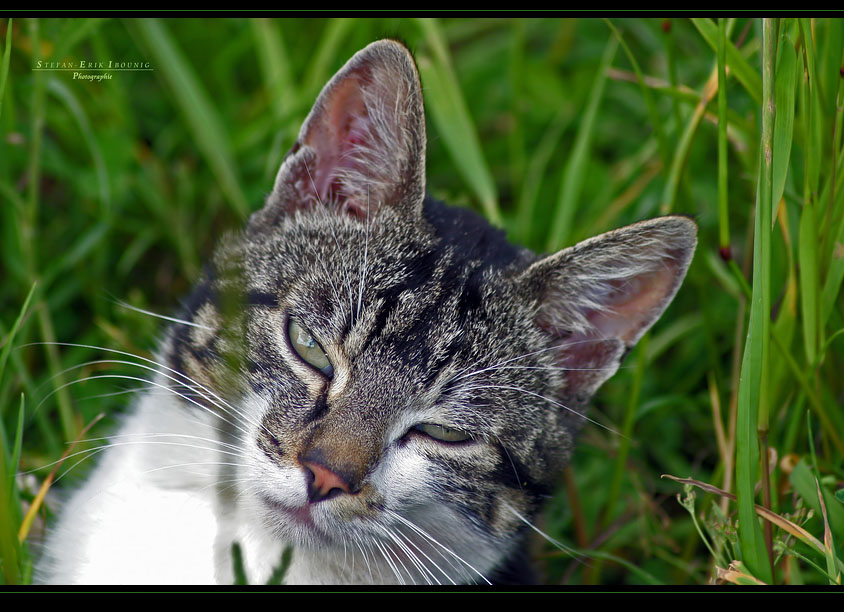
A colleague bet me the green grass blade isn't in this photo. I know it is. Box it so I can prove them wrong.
[772,26,797,218]
[36,304,76,443]
[0,18,12,122]
[0,283,37,407]
[250,17,295,121]
[798,202,819,365]
[514,106,570,246]
[131,18,249,219]
[6,396,24,503]
[662,18,685,139]
[0,280,33,585]
[41,220,110,289]
[251,18,297,181]
[820,187,844,326]
[816,479,842,585]
[779,544,838,584]
[24,18,45,282]
[819,19,844,116]
[717,18,730,252]
[789,459,844,545]
[303,18,354,102]
[660,66,716,216]
[265,545,293,585]
[816,327,844,368]
[415,17,501,226]
[692,17,763,105]
[604,19,670,169]
[820,48,844,327]
[800,19,823,200]
[546,35,617,250]
[770,329,844,455]
[0,435,21,584]
[45,77,111,213]
[735,18,776,585]
[231,541,248,585]
[50,17,106,65]
[601,333,648,538]
[507,20,527,191]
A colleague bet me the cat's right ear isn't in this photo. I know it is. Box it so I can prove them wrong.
[253,39,426,227]
[518,216,697,400]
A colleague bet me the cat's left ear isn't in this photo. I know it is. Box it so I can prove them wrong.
[257,39,426,224]
[518,216,697,399]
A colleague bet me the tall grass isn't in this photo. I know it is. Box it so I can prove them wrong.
[1,17,842,586]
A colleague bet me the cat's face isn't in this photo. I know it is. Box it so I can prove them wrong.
[163,40,696,584]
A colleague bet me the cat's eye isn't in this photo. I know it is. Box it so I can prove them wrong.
[413,423,472,444]
[287,318,334,378]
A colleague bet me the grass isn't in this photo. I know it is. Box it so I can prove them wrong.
[1,16,843,586]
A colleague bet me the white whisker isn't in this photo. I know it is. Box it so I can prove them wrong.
[356,184,371,323]
[113,300,215,331]
[459,383,625,438]
[503,502,581,563]
[385,524,451,585]
[449,337,614,385]
[372,537,405,585]
[386,510,492,585]
[27,343,264,425]
[378,525,435,585]
[77,432,246,455]
[37,372,256,442]
[26,344,272,437]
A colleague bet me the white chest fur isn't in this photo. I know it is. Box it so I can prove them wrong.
[36,390,431,585]
[38,391,226,584]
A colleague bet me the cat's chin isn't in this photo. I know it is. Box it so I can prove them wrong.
[258,494,336,547]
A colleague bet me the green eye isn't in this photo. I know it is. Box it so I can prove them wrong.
[287,318,334,377]
[413,423,472,443]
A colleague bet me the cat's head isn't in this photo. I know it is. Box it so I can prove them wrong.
[165,40,696,584]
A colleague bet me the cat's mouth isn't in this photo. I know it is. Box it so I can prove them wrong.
[260,495,316,528]
[258,494,339,545]
[258,491,383,552]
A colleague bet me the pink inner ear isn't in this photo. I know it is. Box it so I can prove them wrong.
[588,268,675,344]
[539,268,677,397]
[304,74,373,206]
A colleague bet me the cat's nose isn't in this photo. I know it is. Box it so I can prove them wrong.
[300,457,352,503]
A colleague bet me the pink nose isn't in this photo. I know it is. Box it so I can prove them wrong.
[300,459,351,503]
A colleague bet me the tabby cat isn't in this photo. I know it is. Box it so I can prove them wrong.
[38,39,696,585]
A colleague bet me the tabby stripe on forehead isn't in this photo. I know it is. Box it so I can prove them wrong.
[400,257,481,380]
[359,248,445,356]
[422,334,465,388]
[246,290,280,308]
[388,293,450,370]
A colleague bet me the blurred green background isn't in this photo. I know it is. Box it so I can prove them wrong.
[1,17,843,586]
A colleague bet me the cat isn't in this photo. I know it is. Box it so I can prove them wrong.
[37,39,696,585]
